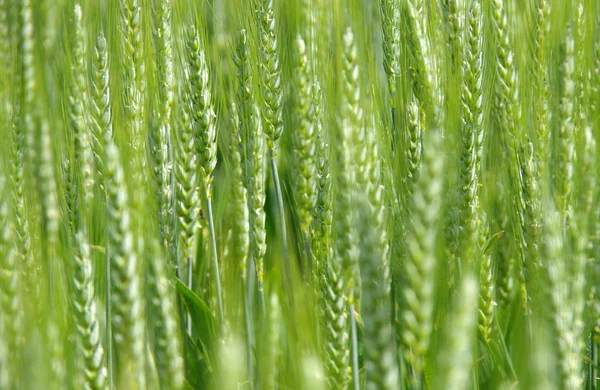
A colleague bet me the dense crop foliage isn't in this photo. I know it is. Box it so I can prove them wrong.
[1,0,600,389]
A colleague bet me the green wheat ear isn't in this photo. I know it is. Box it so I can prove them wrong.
[147,242,184,390]
[257,0,284,152]
[90,30,113,194]
[71,230,108,390]
[292,35,318,240]
[104,142,146,389]
[69,3,94,214]
[357,195,398,390]
[150,0,174,254]
[401,129,443,387]
[0,174,22,390]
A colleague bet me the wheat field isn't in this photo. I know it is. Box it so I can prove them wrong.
[0,0,599,389]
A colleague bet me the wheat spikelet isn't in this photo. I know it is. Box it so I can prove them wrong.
[10,112,31,280]
[457,0,483,270]
[72,230,108,390]
[227,101,250,284]
[20,0,36,172]
[147,243,184,390]
[175,81,200,275]
[292,35,318,238]
[104,142,146,388]
[186,27,217,188]
[310,83,331,276]
[436,275,478,390]
[69,4,94,212]
[0,175,22,389]
[477,213,494,345]
[37,120,60,294]
[235,29,267,288]
[357,196,398,390]
[258,0,284,151]
[320,238,349,390]
[534,0,551,176]
[120,0,144,155]
[150,0,175,254]
[554,27,575,224]
[401,129,443,386]
[90,31,113,194]
[337,27,363,308]
[379,0,400,104]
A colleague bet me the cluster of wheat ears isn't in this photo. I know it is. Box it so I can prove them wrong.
[0,0,599,389]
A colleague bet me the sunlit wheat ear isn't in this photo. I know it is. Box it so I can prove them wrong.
[235,29,266,289]
[379,0,400,105]
[457,0,483,270]
[147,243,184,390]
[491,0,521,159]
[69,3,94,213]
[401,129,443,387]
[20,0,37,171]
[120,0,144,154]
[404,97,421,203]
[150,0,174,254]
[542,207,581,390]
[257,0,283,152]
[406,0,441,119]
[554,26,575,225]
[104,142,146,388]
[519,143,542,286]
[72,230,107,390]
[0,176,22,389]
[443,0,462,69]
[292,35,318,239]
[357,197,398,390]
[477,212,494,345]
[186,27,217,188]
[175,82,200,275]
[10,113,31,280]
[37,120,60,293]
[310,83,331,279]
[436,275,478,390]
[534,0,551,176]
[90,31,113,195]
[227,101,250,284]
[0,0,8,100]
[337,27,362,309]
[320,240,349,390]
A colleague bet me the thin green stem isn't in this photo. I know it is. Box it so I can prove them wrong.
[270,150,290,278]
[206,195,224,326]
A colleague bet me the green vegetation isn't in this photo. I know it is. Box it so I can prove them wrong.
[0,0,599,389]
